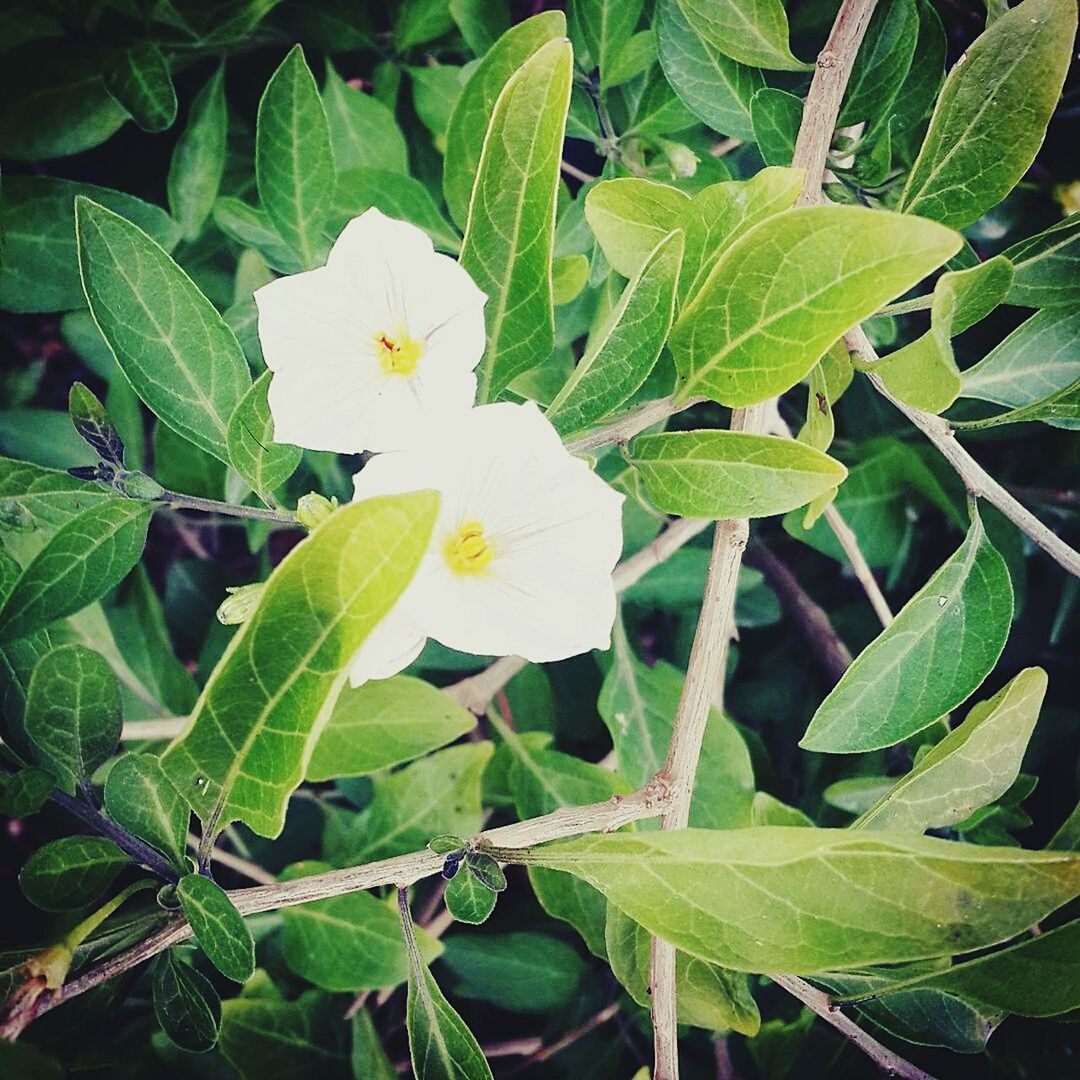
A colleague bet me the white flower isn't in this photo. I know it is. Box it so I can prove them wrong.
[255,208,487,454]
[348,402,625,686]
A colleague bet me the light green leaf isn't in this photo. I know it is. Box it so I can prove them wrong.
[752,792,814,828]
[213,196,305,276]
[961,374,1080,430]
[104,753,189,867]
[161,493,439,839]
[323,61,408,175]
[962,309,1080,428]
[523,828,1080,974]
[801,508,1013,753]
[19,835,128,912]
[672,205,960,407]
[0,177,181,314]
[877,255,1013,413]
[177,873,255,983]
[325,742,492,865]
[153,949,222,1054]
[855,668,1046,832]
[574,0,643,86]
[843,918,1080,1018]
[442,11,566,229]
[168,64,228,242]
[546,230,683,436]
[899,0,1076,229]
[1002,216,1080,309]
[281,862,442,991]
[461,38,573,401]
[674,0,807,71]
[0,456,114,533]
[450,0,510,57]
[605,906,760,1033]
[440,931,586,1014]
[445,871,497,925]
[551,254,589,305]
[25,644,121,795]
[656,0,762,142]
[333,168,460,254]
[76,197,252,464]
[584,178,689,279]
[629,430,847,520]
[306,676,476,781]
[0,500,151,642]
[257,45,334,270]
[226,371,302,502]
[103,41,177,133]
[679,166,803,306]
[400,891,494,1080]
[598,637,754,829]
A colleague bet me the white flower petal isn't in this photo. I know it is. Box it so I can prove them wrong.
[348,603,427,687]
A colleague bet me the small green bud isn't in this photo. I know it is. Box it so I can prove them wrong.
[659,139,698,179]
[296,493,338,530]
[113,470,165,501]
[216,582,265,626]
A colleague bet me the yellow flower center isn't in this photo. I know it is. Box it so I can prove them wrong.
[443,520,495,575]
[374,331,423,375]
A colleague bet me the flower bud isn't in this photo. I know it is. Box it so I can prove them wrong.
[659,140,698,179]
[296,493,338,530]
[216,583,265,626]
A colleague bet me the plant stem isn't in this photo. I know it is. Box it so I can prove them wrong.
[563,394,701,455]
[771,975,938,1080]
[847,328,1080,578]
[156,489,297,525]
[876,294,934,318]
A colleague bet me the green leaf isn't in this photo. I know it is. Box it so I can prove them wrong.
[584,178,690,279]
[325,742,492,865]
[281,863,442,992]
[605,906,760,1033]
[440,931,586,1014]
[213,196,305,276]
[673,0,807,71]
[574,0,644,86]
[450,0,510,57]
[400,891,494,1080]
[551,254,589,305]
[461,38,573,401]
[656,0,762,142]
[220,990,350,1078]
[323,62,408,175]
[226,372,302,502]
[256,45,334,270]
[333,168,460,254]
[844,918,1080,1018]
[0,176,181,314]
[19,835,128,912]
[629,430,847,520]
[1002,216,1080,309]
[546,230,683,436]
[855,668,1047,832]
[961,374,1080,430]
[351,1008,397,1080]
[525,828,1080,974]
[153,949,222,1054]
[177,873,255,983]
[962,308,1080,427]
[168,64,228,242]
[672,205,960,407]
[679,166,803,306]
[104,753,190,867]
[25,644,121,795]
[161,492,438,839]
[898,0,1076,229]
[76,197,253,465]
[598,638,754,830]
[306,676,476,781]
[877,255,1013,413]
[395,0,455,50]
[443,11,566,229]
[444,871,497,925]
[0,767,53,818]
[0,500,151,642]
[0,457,114,533]
[750,87,800,166]
[103,42,177,133]
[839,0,918,126]
[69,382,125,467]
[0,41,127,161]
[801,508,1013,753]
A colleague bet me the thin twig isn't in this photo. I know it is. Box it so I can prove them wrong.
[771,975,937,1080]
[847,327,1080,578]
[563,394,701,455]
[876,294,933,318]
[561,159,596,184]
[122,717,187,741]
[822,503,894,627]
[504,1002,620,1074]
[156,490,296,525]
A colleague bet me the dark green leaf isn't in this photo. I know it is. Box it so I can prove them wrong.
[750,87,800,166]
[103,42,177,134]
[19,835,128,912]
[153,949,222,1053]
[168,64,228,242]
[1002,216,1080,309]
[104,753,189,867]
[69,382,125,467]
[177,873,255,983]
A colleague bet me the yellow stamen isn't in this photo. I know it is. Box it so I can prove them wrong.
[444,520,495,575]
[374,331,423,375]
